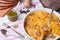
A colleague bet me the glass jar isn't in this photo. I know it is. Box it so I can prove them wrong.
[7,11,18,22]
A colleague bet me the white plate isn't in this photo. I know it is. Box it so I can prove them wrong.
[23,8,60,40]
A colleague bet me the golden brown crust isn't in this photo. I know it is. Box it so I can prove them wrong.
[24,11,50,40]
[24,10,60,40]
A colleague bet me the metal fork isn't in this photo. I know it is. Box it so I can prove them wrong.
[48,6,54,27]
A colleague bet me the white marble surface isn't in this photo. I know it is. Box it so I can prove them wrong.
[0,0,60,40]
[0,0,43,40]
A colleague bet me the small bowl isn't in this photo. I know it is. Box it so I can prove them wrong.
[23,8,60,40]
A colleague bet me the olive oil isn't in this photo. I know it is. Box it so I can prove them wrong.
[7,11,18,22]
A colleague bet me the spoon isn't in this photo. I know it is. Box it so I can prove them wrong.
[42,6,54,40]
[0,29,7,36]
[48,6,54,27]
[3,23,25,38]
[3,23,33,40]
[0,29,22,38]
[49,8,54,23]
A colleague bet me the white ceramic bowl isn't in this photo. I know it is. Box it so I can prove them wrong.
[23,8,60,40]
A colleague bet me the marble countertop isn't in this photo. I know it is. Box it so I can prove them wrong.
[0,0,43,40]
[0,0,60,40]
